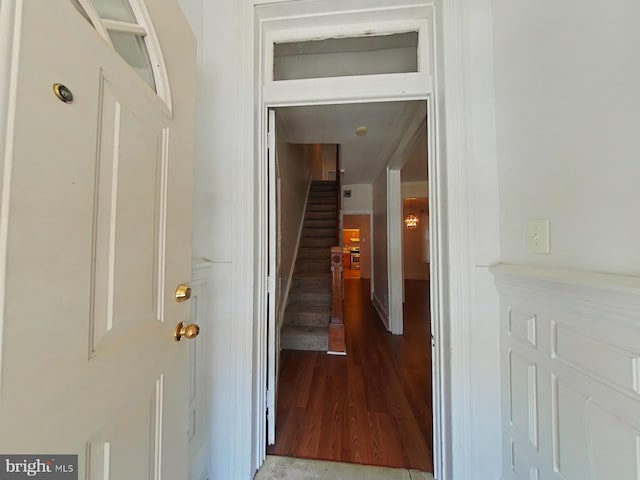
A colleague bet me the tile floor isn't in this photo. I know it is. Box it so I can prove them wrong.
[254,456,434,480]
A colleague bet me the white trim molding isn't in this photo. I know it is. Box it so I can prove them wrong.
[188,258,213,480]
[0,0,23,395]
[386,168,404,335]
[249,2,503,480]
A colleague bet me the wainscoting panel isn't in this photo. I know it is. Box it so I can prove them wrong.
[492,264,640,480]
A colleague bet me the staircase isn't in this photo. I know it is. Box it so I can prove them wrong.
[281,181,338,351]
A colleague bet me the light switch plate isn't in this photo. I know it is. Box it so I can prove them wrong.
[527,219,550,254]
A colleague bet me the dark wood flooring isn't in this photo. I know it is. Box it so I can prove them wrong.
[268,278,433,472]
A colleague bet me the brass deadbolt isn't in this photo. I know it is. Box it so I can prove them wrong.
[175,284,192,303]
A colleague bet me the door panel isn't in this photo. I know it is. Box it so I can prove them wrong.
[92,77,166,353]
[88,378,163,479]
[0,1,196,478]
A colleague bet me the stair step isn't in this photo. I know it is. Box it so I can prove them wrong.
[309,190,337,198]
[304,218,335,224]
[288,289,331,305]
[295,261,331,274]
[311,181,337,188]
[308,195,337,203]
[303,219,336,228]
[300,237,336,248]
[305,211,335,220]
[306,203,337,212]
[279,181,337,354]
[302,228,336,238]
[292,275,331,290]
[281,325,328,351]
[297,247,331,259]
[283,304,330,326]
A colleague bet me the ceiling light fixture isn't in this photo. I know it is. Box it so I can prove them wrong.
[404,198,419,230]
[355,126,368,137]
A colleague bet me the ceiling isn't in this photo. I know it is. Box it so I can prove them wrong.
[277,101,428,184]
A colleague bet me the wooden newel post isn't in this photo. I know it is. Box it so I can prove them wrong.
[328,246,346,354]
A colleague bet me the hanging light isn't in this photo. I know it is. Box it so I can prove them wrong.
[404,198,419,230]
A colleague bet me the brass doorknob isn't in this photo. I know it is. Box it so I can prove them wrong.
[174,321,200,341]
[175,284,192,302]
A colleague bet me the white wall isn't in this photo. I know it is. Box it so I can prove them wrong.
[493,0,640,276]
[322,144,337,179]
[275,118,311,322]
[371,170,389,318]
[177,0,254,479]
[341,183,372,213]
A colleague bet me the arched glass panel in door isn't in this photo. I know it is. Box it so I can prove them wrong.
[68,0,171,107]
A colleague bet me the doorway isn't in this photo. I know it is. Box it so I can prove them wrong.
[255,2,447,478]
[342,222,369,279]
[266,100,434,472]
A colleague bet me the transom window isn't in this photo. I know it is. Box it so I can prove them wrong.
[273,32,419,81]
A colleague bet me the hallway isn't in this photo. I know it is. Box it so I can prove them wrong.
[269,279,433,472]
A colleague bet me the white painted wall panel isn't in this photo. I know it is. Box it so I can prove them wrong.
[468,267,502,479]
[493,0,640,275]
[493,264,640,480]
[341,183,372,213]
[205,262,242,480]
[179,0,238,263]
[176,1,253,478]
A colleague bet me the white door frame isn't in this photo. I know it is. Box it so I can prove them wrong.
[387,167,404,335]
[265,109,278,445]
[253,2,449,478]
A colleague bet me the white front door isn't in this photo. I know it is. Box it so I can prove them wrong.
[0,0,195,477]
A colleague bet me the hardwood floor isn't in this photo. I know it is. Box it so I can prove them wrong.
[268,278,433,472]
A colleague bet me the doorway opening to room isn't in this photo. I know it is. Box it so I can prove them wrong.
[265,102,434,473]
[254,3,447,479]
[342,225,364,279]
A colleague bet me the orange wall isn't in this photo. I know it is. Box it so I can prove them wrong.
[343,215,371,279]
